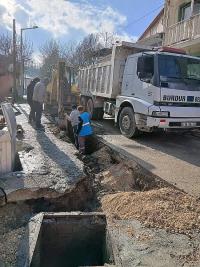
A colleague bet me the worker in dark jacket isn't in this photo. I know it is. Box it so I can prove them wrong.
[27,77,40,123]
[77,106,93,154]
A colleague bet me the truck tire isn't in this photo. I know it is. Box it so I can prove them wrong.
[86,98,104,120]
[119,107,140,138]
[97,108,104,120]
[86,98,95,117]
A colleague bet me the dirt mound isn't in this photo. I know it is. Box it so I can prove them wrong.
[100,162,135,192]
[91,146,114,170]
[101,188,200,234]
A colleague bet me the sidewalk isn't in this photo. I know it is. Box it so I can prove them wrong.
[0,104,85,202]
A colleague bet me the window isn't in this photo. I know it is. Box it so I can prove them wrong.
[193,0,200,15]
[179,1,200,22]
[187,59,200,79]
[158,55,200,89]
[179,2,191,21]
[159,55,181,79]
[137,55,154,77]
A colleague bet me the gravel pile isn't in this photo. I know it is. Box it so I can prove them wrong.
[101,187,200,234]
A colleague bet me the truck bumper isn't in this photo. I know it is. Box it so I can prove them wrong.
[147,116,200,129]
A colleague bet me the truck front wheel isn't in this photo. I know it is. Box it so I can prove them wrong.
[119,107,140,138]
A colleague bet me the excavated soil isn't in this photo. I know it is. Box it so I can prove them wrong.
[101,187,200,235]
[99,161,136,192]
[0,203,32,266]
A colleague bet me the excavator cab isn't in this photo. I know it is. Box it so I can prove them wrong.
[58,62,79,116]
[46,61,79,118]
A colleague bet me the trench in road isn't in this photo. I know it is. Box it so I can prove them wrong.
[1,115,200,266]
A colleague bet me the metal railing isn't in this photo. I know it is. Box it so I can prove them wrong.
[164,13,200,45]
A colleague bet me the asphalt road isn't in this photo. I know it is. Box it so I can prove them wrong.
[93,117,200,197]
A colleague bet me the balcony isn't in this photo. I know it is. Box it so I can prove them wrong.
[164,13,200,46]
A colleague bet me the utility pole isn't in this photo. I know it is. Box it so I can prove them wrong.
[20,28,23,95]
[20,26,38,95]
[12,19,17,102]
[191,0,195,16]
[105,32,108,48]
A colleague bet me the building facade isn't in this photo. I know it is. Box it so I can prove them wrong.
[137,9,164,47]
[163,0,200,56]
[138,0,200,56]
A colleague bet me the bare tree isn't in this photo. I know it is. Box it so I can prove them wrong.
[0,33,11,55]
[39,39,61,78]
[98,32,116,48]
[39,32,117,77]
[0,32,33,63]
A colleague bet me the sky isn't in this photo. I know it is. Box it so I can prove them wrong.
[0,0,164,64]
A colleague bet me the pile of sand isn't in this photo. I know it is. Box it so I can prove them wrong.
[101,187,200,234]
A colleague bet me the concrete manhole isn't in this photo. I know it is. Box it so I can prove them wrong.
[29,212,115,267]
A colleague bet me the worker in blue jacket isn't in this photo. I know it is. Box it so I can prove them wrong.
[77,105,93,154]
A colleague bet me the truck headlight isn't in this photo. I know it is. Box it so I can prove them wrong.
[152,111,170,117]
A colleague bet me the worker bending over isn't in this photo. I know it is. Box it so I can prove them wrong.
[77,106,93,154]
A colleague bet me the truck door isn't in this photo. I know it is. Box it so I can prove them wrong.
[122,56,142,98]
[136,54,162,109]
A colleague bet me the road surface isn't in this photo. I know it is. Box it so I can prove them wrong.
[93,117,200,197]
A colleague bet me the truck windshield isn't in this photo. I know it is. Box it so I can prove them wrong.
[158,55,200,84]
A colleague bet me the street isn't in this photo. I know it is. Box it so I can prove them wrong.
[93,117,200,197]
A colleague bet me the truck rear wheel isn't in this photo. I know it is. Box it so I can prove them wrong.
[86,98,95,117]
[86,98,104,120]
[119,107,140,138]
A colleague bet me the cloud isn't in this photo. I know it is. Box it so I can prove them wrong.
[0,0,29,31]
[0,0,130,38]
[26,0,127,37]
[115,32,138,43]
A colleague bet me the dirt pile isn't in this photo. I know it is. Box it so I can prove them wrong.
[101,187,200,234]
[92,146,114,170]
[99,162,136,192]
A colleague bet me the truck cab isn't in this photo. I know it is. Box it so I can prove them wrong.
[117,47,200,137]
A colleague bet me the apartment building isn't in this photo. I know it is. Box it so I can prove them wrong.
[164,0,200,56]
[138,0,200,56]
[137,9,164,47]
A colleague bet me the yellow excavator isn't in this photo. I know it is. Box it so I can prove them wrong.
[45,61,80,120]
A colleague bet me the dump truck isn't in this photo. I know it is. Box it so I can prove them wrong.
[78,41,200,138]
[46,61,79,119]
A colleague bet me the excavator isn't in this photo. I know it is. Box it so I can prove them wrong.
[45,61,80,123]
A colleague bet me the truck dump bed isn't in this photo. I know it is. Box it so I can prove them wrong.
[79,42,150,99]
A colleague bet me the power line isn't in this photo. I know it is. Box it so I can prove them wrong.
[124,4,164,30]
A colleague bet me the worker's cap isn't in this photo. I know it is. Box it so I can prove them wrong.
[0,55,13,77]
[72,104,77,109]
